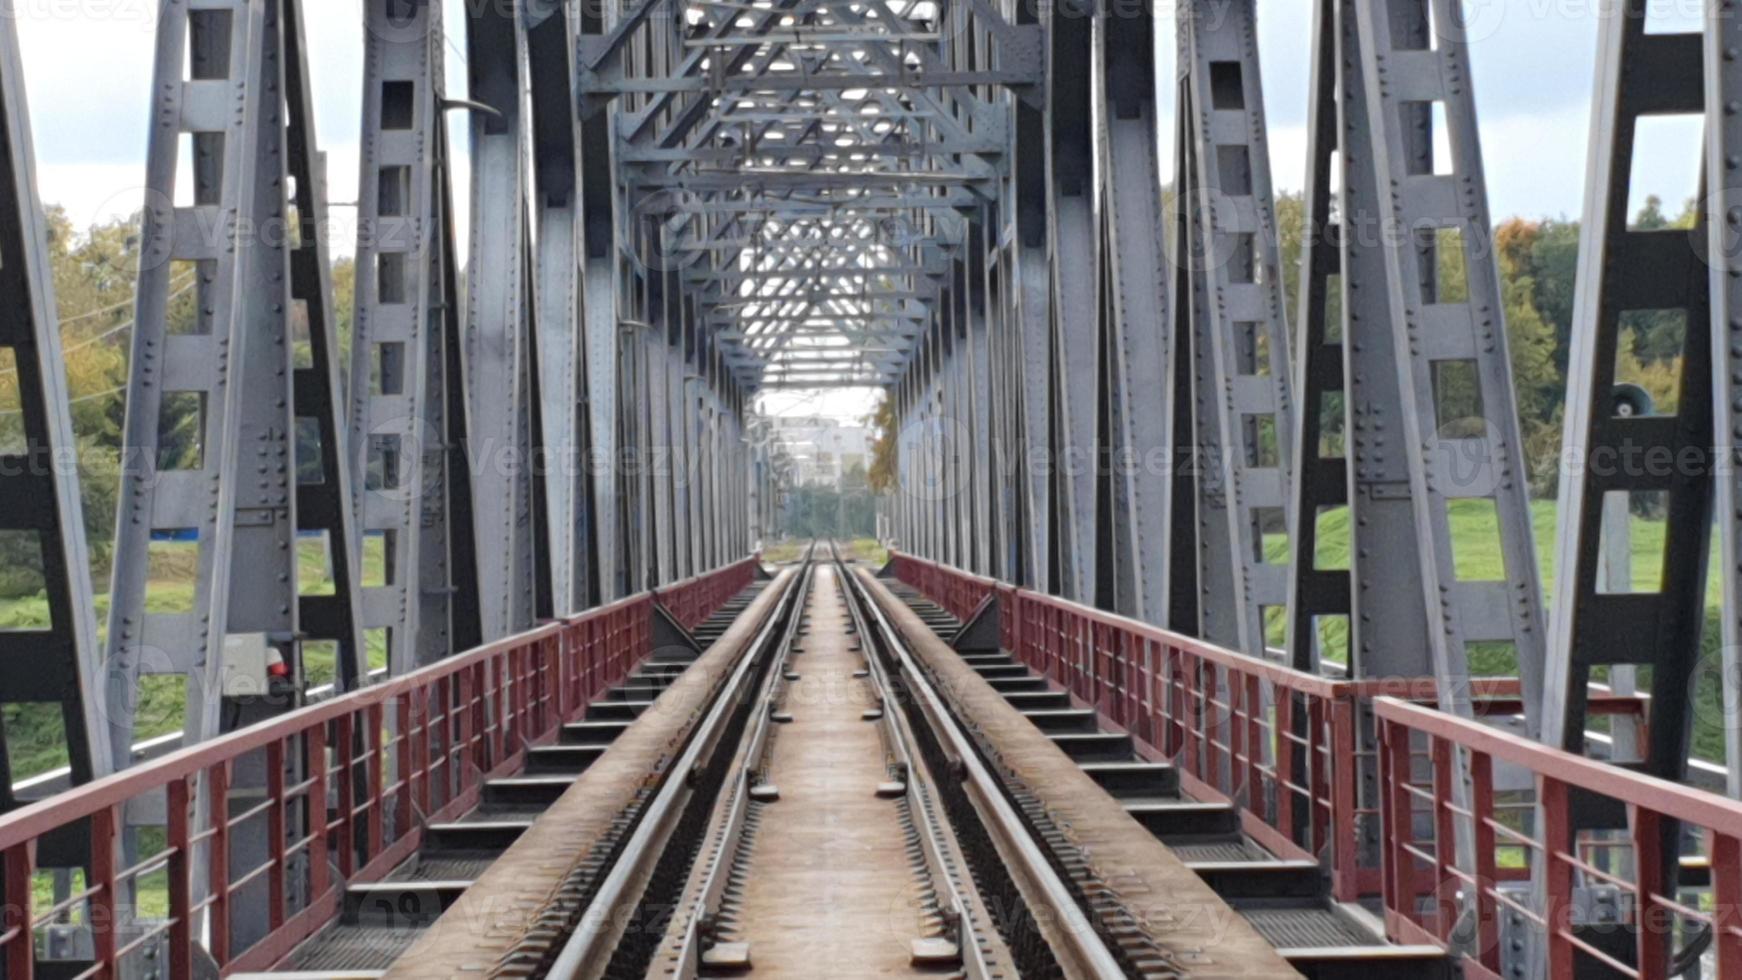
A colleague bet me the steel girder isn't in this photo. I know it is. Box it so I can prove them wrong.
[108,0,366,762]
[1547,3,1714,798]
[1175,0,1296,657]
[578,11,622,603]
[1710,0,1742,801]
[1286,0,1432,684]
[283,0,369,697]
[464,6,541,639]
[0,3,110,807]
[1350,0,1547,723]
[528,0,594,614]
[1045,0,1098,606]
[599,0,1036,397]
[108,0,269,772]
[1095,0,1169,622]
[1530,6,1729,968]
[348,0,482,675]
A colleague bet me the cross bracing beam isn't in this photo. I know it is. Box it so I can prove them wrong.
[638,171,990,191]
[714,311,928,326]
[620,138,1007,164]
[653,190,981,213]
[587,68,1037,95]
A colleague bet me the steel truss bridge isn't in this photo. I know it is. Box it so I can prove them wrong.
[0,0,1740,977]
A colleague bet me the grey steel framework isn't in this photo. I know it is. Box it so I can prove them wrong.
[282,0,368,697]
[1536,9,1717,960]
[1174,0,1296,657]
[13,0,1742,974]
[103,0,375,762]
[1284,0,1549,719]
[1546,0,1712,784]
[0,2,110,808]
[349,0,482,677]
[464,2,541,640]
[1287,0,1427,681]
[1349,0,1546,725]
[105,0,271,770]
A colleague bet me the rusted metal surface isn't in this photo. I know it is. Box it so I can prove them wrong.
[380,568,793,977]
[1376,696,1742,978]
[860,565,1301,978]
[0,559,764,978]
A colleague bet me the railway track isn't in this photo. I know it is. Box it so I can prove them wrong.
[542,542,1135,979]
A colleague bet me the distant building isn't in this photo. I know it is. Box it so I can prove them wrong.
[767,415,869,487]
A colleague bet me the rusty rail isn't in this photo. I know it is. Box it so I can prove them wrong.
[888,551,1383,900]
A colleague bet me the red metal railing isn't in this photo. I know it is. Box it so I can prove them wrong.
[0,558,755,979]
[1376,696,1742,980]
[887,552,994,623]
[654,555,762,632]
[889,551,1385,899]
[891,552,1689,970]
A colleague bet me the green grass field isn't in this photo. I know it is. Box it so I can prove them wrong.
[760,539,805,563]
[1265,499,1729,760]
[760,538,890,565]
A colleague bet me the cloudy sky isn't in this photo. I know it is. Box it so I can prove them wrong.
[8,0,1713,420]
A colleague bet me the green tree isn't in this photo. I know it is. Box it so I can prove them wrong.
[1494,219,1563,493]
[866,394,897,495]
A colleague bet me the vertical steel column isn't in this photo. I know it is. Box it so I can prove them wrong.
[1046,0,1098,605]
[578,24,621,600]
[283,0,367,692]
[1178,0,1296,655]
[1164,106,1203,635]
[528,0,589,613]
[1096,0,1170,623]
[1286,0,1433,679]
[1011,0,1050,591]
[1547,3,1710,778]
[106,0,268,765]
[0,2,111,804]
[349,0,482,674]
[1354,0,1546,722]
[966,220,995,576]
[650,268,677,582]
[1534,9,1712,959]
[1709,1,1742,797]
[464,6,537,640]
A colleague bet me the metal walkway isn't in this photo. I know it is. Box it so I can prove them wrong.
[884,581,1449,975]
[245,582,766,976]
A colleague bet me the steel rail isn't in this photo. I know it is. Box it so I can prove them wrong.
[547,545,814,977]
[839,555,1128,977]
[661,540,1012,975]
[662,548,821,974]
[827,542,1009,978]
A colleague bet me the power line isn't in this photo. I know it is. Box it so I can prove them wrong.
[0,275,200,382]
